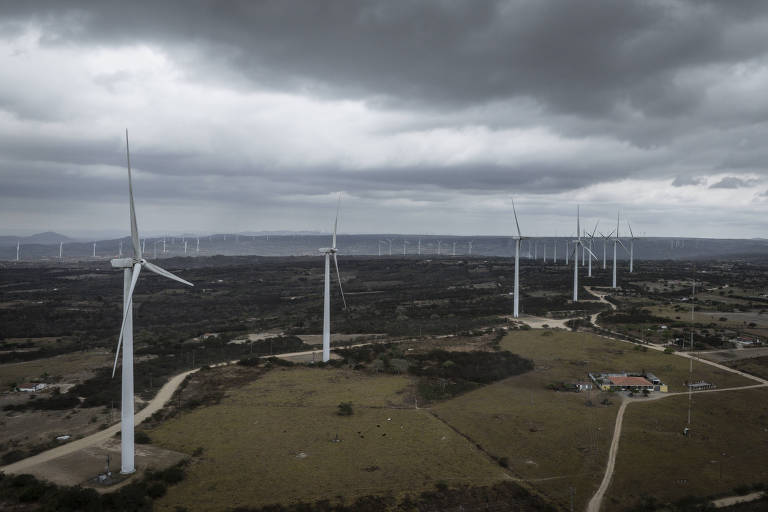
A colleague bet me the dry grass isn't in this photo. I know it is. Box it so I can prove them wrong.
[605,388,768,510]
[431,329,754,511]
[149,367,506,511]
[0,349,112,389]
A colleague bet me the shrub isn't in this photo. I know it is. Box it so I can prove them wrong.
[134,431,151,444]
[147,482,167,499]
[337,402,353,416]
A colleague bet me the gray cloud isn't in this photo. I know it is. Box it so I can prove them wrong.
[1,1,768,237]
[671,175,705,187]
[709,176,757,189]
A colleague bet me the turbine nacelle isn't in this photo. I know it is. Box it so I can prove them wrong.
[318,247,338,254]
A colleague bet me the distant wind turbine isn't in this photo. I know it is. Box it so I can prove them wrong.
[627,221,637,273]
[511,199,527,318]
[467,240,473,256]
[110,130,193,474]
[611,212,630,288]
[319,194,347,362]
[587,222,599,278]
[16,241,19,261]
[571,206,597,301]
[59,242,63,259]
[119,240,123,258]
[93,242,96,257]
[403,239,410,255]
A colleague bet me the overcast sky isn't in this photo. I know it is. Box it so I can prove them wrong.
[2,0,768,239]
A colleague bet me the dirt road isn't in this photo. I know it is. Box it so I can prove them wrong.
[1,368,198,475]
[586,398,628,512]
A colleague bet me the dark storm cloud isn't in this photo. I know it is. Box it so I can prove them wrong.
[709,176,757,189]
[2,1,768,236]
[671,175,705,187]
[2,0,767,120]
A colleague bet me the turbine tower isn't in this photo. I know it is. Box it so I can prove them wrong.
[119,240,123,257]
[587,222,599,278]
[611,212,629,288]
[59,242,63,259]
[467,240,473,256]
[571,206,597,301]
[16,241,19,261]
[319,195,347,362]
[403,239,410,255]
[93,242,96,257]
[111,130,193,474]
[627,221,637,273]
[511,199,527,318]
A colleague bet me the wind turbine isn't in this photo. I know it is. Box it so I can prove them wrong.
[467,240,473,256]
[403,239,410,255]
[184,240,188,255]
[452,241,456,256]
[418,239,422,255]
[571,206,597,301]
[587,222,599,278]
[319,195,347,362]
[93,242,96,257]
[59,242,63,259]
[627,221,637,273]
[511,199,527,318]
[16,241,19,261]
[387,239,393,256]
[611,212,629,289]
[437,240,442,256]
[110,130,193,474]
[196,237,200,254]
[378,240,385,257]
[119,240,123,257]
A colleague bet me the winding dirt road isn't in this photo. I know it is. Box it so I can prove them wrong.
[1,369,199,475]
[582,287,768,511]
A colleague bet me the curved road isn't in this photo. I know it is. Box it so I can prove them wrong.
[1,368,199,475]
[0,343,399,475]
[582,286,768,511]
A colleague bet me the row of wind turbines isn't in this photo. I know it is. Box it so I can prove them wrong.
[510,201,638,318]
[108,131,639,475]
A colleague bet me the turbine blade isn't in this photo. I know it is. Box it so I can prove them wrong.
[618,239,630,255]
[585,245,598,261]
[511,197,522,238]
[126,130,142,259]
[628,221,634,239]
[112,263,142,378]
[143,261,194,287]
[332,193,341,249]
[333,253,347,310]
[591,220,599,238]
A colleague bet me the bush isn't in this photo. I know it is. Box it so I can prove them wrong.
[135,431,151,444]
[498,456,509,468]
[146,482,167,499]
[337,402,353,416]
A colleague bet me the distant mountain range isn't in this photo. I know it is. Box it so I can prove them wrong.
[2,232,768,262]
[0,232,76,247]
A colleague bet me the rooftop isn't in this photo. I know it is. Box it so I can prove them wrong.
[608,376,652,387]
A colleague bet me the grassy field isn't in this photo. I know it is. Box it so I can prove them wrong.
[725,355,768,381]
[605,388,768,510]
[431,329,754,511]
[149,367,508,511]
[0,349,112,389]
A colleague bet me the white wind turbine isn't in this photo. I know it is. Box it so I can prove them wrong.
[511,199,527,318]
[403,239,410,255]
[378,240,385,257]
[110,130,193,474]
[59,242,63,259]
[467,240,473,256]
[93,242,96,257]
[627,221,637,273]
[119,240,123,257]
[16,241,20,261]
[611,212,629,289]
[571,206,597,302]
[587,221,599,278]
[319,195,347,362]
